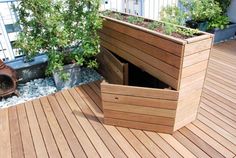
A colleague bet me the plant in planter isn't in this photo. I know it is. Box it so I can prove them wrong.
[16,0,102,89]
[102,10,199,39]
[162,0,236,42]
[180,0,223,31]
[100,11,213,133]
[207,0,236,42]
[159,5,199,36]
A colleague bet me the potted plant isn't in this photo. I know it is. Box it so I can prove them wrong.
[208,0,236,42]
[100,10,213,133]
[180,0,236,43]
[15,0,102,90]
[181,0,222,31]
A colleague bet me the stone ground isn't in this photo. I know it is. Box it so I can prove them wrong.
[0,69,102,108]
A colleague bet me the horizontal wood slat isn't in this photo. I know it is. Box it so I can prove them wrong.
[103,102,176,118]
[100,32,180,79]
[100,27,181,68]
[101,74,178,133]
[180,70,206,89]
[104,110,175,126]
[183,50,210,68]
[105,118,174,133]
[181,60,209,78]
[103,19,184,56]
[184,38,213,56]
[102,93,177,110]
[101,82,179,100]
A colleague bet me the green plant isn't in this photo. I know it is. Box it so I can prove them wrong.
[176,27,199,37]
[16,0,102,77]
[160,5,187,25]
[160,5,198,37]
[113,13,124,20]
[127,16,144,24]
[180,0,222,22]
[102,10,113,16]
[162,23,177,35]
[102,10,123,20]
[208,15,230,30]
[180,0,230,30]
[147,21,162,30]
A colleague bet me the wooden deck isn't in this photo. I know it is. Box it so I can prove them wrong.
[0,40,236,158]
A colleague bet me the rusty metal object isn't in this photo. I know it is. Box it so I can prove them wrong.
[0,59,18,97]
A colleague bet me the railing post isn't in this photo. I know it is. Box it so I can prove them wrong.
[0,15,15,60]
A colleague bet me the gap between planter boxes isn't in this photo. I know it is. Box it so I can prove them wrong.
[98,12,214,134]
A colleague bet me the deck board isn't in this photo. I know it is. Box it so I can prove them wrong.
[0,108,11,158]
[32,99,61,158]
[8,106,24,158]
[47,95,86,158]
[0,40,236,157]
[17,104,37,158]
[25,101,49,158]
[40,97,74,158]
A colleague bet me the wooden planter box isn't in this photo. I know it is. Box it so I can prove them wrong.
[99,13,214,133]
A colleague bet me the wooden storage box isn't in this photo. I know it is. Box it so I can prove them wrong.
[99,13,214,133]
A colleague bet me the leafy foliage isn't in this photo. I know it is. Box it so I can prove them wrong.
[113,13,124,20]
[160,5,199,37]
[180,0,222,22]
[176,27,199,36]
[178,0,230,30]
[147,21,162,30]
[16,0,102,76]
[102,10,199,38]
[127,16,144,24]
[102,10,124,20]
[160,5,187,26]
[208,15,230,30]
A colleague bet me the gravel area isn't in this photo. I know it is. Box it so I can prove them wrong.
[0,77,57,108]
[0,69,102,108]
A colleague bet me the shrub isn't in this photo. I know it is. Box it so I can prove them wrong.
[180,0,222,22]
[16,0,102,76]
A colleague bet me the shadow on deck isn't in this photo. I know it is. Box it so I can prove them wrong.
[0,40,236,158]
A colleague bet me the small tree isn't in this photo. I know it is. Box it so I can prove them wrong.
[16,0,102,76]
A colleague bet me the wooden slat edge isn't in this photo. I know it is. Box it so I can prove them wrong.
[101,82,179,100]
[104,118,174,134]
[102,16,186,45]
